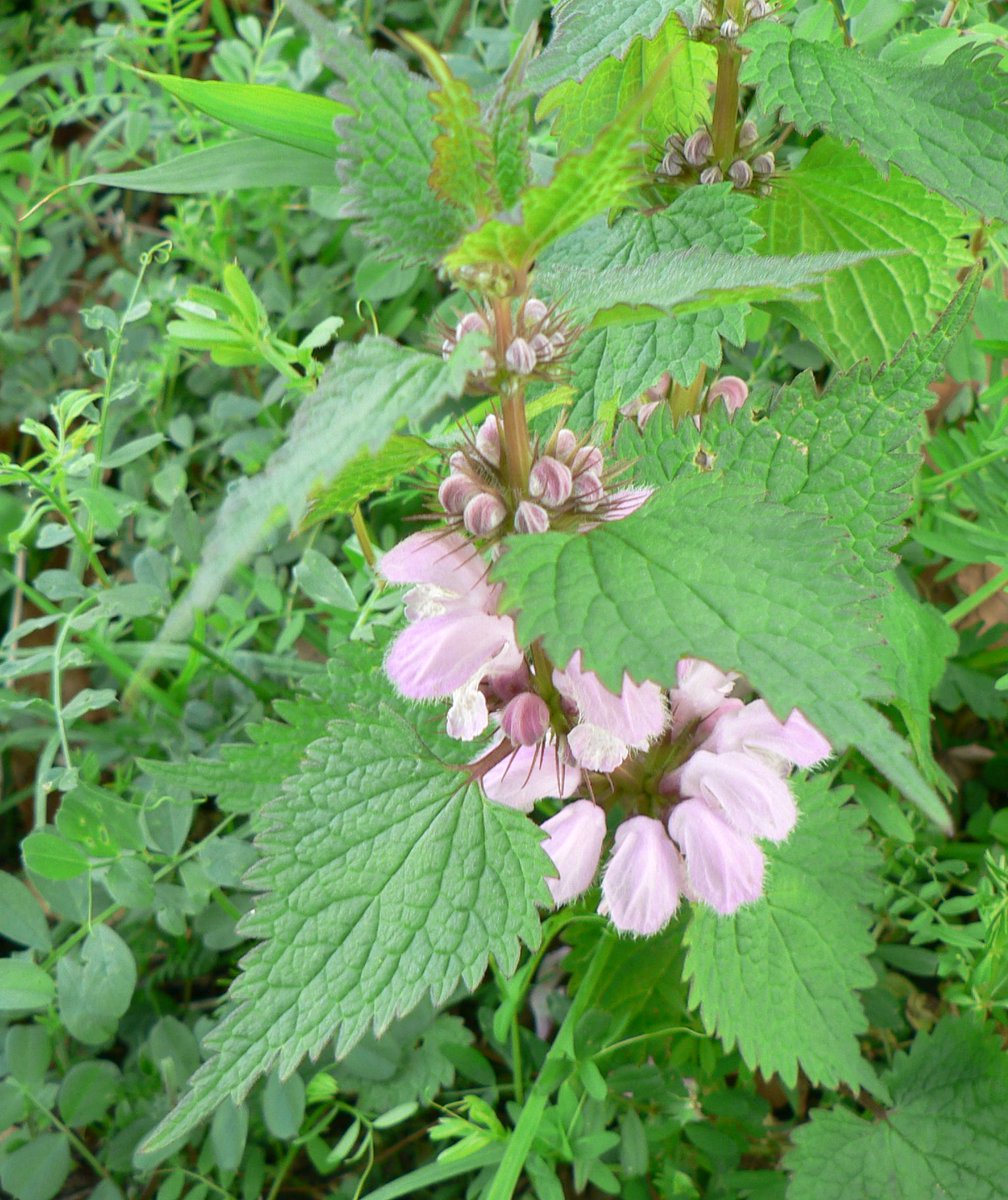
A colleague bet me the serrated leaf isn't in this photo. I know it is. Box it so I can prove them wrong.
[542,186,761,421]
[537,246,881,328]
[684,780,882,1095]
[538,14,714,155]
[526,0,692,93]
[485,24,536,208]
[142,660,548,1151]
[755,139,972,366]
[163,336,482,635]
[786,1016,1008,1199]
[288,0,465,265]
[492,472,945,826]
[400,33,497,218]
[621,272,981,582]
[444,80,660,276]
[741,24,1008,222]
[302,434,434,525]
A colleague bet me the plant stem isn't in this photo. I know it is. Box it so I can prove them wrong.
[711,42,741,164]
[945,568,1008,627]
[485,931,616,1200]
[669,365,708,422]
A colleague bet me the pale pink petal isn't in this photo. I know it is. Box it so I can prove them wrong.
[446,680,490,741]
[678,749,797,842]
[379,530,490,600]
[703,699,831,769]
[599,816,684,936]
[694,698,745,743]
[481,742,581,812]
[670,657,738,725]
[566,723,628,773]
[541,800,607,904]
[500,692,551,746]
[554,652,666,751]
[385,611,515,699]
[600,488,654,521]
[708,376,748,415]
[668,799,764,915]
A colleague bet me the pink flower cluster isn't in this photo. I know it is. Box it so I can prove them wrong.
[379,380,832,938]
[621,373,749,430]
[440,297,571,389]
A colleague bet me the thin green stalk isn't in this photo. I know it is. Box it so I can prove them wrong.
[485,932,616,1200]
[22,1088,110,1179]
[944,568,1008,627]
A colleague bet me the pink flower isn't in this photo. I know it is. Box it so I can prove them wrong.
[599,816,685,935]
[553,652,666,772]
[380,531,523,739]
[481,739,581,812]
[707,376,748,415]
[600,488,653,521]
[702,699,831,771]
[677,749,797,843]
[667,799,764,914]
[541,800,607,905]
[500,692,551,746]
[669,658,738,727]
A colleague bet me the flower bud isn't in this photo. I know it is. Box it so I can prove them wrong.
[475,415,501,466]
[720,17,740,39]
[683,129,713,167]
[665,133,685,153]
[456,311,489,339]
[573,470,604,509]
[514,500,550,534]
[752,151,775,177]
[463,491,506,537]
[449,450,468,473]
[542,800,607,905]
[708,375,748,414]
[530,332,555,362]
[523,297,548,326]
[549,328,568,355]
[529,455,574,507]
[438,472,481,515]
[746,0,770,17]
[441,337,455,360]
[699,165,724,185]
[554,428,578,460]
[506,336,537,376]
[738,119,759,148]
[573,445,605,475]
[728,158,753,189]
[500,691,551,746]
[658,150,684,177]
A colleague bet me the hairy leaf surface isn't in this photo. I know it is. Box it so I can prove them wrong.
[526,0,692,92]
[492,474,944,824]
[756,139,971,366]
[542,186,760,420]
[742,24,1008,222]
[684,780,883,1095]
[786,1016,1008,1199]
[144,659,548,1150]
[538,15,714,154]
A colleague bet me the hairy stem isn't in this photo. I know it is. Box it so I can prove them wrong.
[711,41,741,164]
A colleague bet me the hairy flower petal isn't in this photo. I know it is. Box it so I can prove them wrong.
[668,799,764,915]
[481,741,581,812]
[600,816,684,935]
[542,800,607,904]
[678,749,797,842]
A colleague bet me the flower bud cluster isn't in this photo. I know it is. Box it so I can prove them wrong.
[436,414,652,542]
[656,125,774,193]
[439,297,573,392]
[621,373,749,430]
[695,0,774,36]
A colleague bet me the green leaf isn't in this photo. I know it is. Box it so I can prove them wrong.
[56,925,137,1044]
[163,336,482,635]
[486,24,535,208]
[22,830,89,880]
[262,1071,306,1140]
[536,246,880,328]
[621,271,981,582]
[334,1001,474,1110]
[878,587,958,792]
[0,871,51,950]
[0,960,55,1012]
[444,80,661,276]
[288,0,464,265]
[144,74,346,157]
[0,1132,71,1200]
[538,14,714,155]
[542,186,761,421]
[492,472,943,825]
[754,139,972,366]
[526,0,692,93]
[302,434,434,525]
[58,1060,122,1128]
[141,659,548,1152]
[741,24,1008,222]
[400,33,497,218]
[786,1016,1008,1199]
[72,137,339,194]
[293,548,358,610]
[684,780,883,1095]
